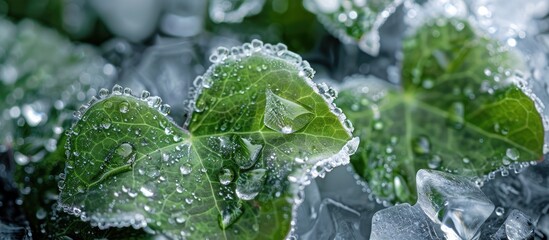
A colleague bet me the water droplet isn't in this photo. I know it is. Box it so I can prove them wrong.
[180,164,192,175]
[506,148,519,161]
[393,175,411,201]
[115,143,133,158]
[172,212,187,224]
[36,208,47,220]
[263,89,313,134]
[412,135,431,155]
[373,121,383,130]
[112,84,123,95]
[428,155,442,169]
[119,101,130,113]
[495,207,505,216]
[236,138,262,169]
[218,168,234,185]
[160,104,171,115]
[218,202,243,229]
[141,90,150,100]
[140,186,154,197]
[235,169,266,200]
[251,39,263,51]
[98,88,109,98]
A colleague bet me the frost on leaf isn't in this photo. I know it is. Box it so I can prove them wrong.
[59,40,357,239]
[303,0,403,55]
[336,18,545,204]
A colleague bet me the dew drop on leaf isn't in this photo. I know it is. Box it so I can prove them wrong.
[235,168,266,200]
[118,101,130,113]
[98,88,109,98]
[506,148,519,161]
[428,155,442,169]
[412,135,431,155]
[115,143,133,158]
[236,138,262,169]
[218,168,234,185]
[263,89,313,134]
[139,186,154,197]
[180,164,192,175]
[112,84,123,95]
[218,202,243,230]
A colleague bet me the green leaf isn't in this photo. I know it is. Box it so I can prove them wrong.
[337,18,545,204]
[59,40,357,238]
[0,17,111,159]
[303,0,402,55]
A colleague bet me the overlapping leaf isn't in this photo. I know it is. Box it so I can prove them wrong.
[59,40,357,238]
[0,17,112,159]
[337,18,544,204]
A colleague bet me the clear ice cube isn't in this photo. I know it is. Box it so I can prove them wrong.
[370,203,445,240]
[416,169,495,240]
[492,210,534,240]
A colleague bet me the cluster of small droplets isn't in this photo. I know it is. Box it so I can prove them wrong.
[71,84,172,124]
[483,160,538,183]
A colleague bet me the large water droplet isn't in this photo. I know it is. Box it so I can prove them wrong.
[394,175,411,201]
[140,186,154,197]
[218,202,243,229]
[116,143,134,158]
[119,101,130,113]
[180,164,192,175]
[218,168,234,185]
[235,169,266,200]
[236,138,262,169]
[506,148,519,161]
[172,212,187,224]
[263,89,313,134]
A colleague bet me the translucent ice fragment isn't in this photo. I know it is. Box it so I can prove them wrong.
[416,169,494,240]
[492,210,534,240]
[370,203,444,240]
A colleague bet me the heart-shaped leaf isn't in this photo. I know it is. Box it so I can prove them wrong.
[336,18,544,204]
[59,40,357,238]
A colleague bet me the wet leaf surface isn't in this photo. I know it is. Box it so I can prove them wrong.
[337,18,544,204]
[59,40,356,239]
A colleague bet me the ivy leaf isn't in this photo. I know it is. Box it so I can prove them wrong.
[303,0,403,55]
[59,40,357,238]
[0,17,112,160]
[337,18,544,204]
